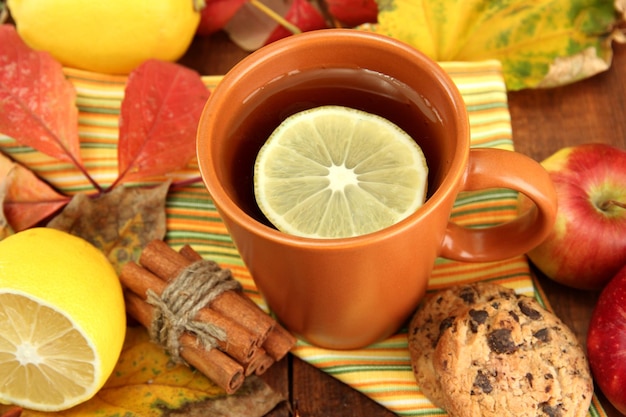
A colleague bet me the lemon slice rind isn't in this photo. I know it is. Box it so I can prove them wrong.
[254,105,428,239]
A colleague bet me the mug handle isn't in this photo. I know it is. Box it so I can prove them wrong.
[440,148,557,262]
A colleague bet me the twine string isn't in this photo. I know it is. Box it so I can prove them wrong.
[146,259,242,364]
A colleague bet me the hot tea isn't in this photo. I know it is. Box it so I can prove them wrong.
[223,66,449,227]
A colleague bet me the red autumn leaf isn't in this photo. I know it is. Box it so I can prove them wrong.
[325,0,378,27]
[0,153,69,231]
[116,59,210,185]
[264,0,328,45]
[0,25,82,166]
[197,0,248,35]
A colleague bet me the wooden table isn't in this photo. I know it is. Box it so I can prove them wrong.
[180,32,626,417]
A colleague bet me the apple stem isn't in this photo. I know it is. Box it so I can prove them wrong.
[248,0,302,35]
[192,0,206,12]
[599,200,626,211]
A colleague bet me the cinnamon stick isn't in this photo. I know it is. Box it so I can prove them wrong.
[180,244,296,360]
[262,324,297,361]
[124,291,245,394]
[140,240,275,344]
[254,353,276,376]
[120,262,259,364]
[179,243,204,262]
[244,348,275,376]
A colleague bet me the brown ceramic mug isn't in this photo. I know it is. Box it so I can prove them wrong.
[196,29,557,349]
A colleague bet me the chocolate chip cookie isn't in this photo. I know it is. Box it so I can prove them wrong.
[407,282,516,408]
[433,294,593,417]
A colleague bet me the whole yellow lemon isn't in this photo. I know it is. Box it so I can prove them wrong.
[0,228,126,411]
[7,0,202,74]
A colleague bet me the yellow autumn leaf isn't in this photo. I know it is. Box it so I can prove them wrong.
[368,0,625,90]
[3,327,283,417]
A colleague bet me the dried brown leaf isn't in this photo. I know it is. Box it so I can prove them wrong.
[47,182,170,272]
[537,46,611,88]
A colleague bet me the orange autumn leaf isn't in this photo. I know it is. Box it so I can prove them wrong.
[0,154,13,239]
[0,327,284,417]
[0,187,13,241]
[0,204,12,241]
[0,25,82,166]
[0,153,68,232]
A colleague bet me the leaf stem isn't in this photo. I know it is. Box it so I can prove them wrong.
[71,154,104,193]
[248,0,302,35]
[170,175,204,189]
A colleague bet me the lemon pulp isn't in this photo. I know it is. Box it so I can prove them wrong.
[254,105,429,238]
[0,293,97,409]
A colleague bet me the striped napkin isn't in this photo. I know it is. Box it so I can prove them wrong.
[0,60,606,417]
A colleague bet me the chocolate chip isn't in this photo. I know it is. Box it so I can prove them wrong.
[498,291,515,300]
[533,328,550,343]
[468,309,489,333]
[472,370,493,394]
[434,316,456,347]
[543,374,554,393]
[469,309,489,324]
[440,316,455,332]
[519,300,542,320]
[469,309,489,323]
[458,287,477,304]
[487,328,518,354]
[526,372,534,388]
[508,310,520,322]
[539,402,563,417]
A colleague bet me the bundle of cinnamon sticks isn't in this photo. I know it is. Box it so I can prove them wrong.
[119,239,296,394]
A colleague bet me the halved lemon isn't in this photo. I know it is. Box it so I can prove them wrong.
[254,105,428,238]
[0,228,126,411]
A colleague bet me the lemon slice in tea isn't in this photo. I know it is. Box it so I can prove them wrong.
[253,105,428,238]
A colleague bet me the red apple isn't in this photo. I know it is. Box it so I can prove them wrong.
[587,263,626,415]
[524,143,626,290]
[196,0,247,36]
[324,0,378,27]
